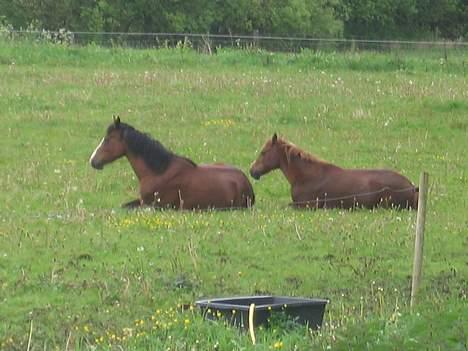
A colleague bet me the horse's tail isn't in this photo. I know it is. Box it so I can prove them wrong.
[241,171,255,208]
[246,179,255,207]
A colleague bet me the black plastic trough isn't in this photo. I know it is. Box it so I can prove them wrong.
[195,295,328,330]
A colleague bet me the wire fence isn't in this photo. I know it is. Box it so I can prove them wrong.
[3,29,468,54]
[291,186,418,208]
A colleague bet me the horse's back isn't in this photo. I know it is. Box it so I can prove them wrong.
[198,163,241,171]
[184,164,255,208]
[354,168,414,185]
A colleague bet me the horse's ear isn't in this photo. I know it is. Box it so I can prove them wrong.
[113,115,121,128]
[272,133,278,144]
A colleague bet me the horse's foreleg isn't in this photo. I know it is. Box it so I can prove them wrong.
[121,199,142,209]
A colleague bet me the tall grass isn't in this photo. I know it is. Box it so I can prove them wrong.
[0,38,466,74]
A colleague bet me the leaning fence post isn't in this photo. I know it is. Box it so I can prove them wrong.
[410,172,429,308]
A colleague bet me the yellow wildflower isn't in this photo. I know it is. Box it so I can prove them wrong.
[273,341,283,349]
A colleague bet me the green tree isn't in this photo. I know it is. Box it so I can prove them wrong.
[0,0,466,40]
[268,0,342,37]
[415,0,466,39]
[210,0,265,34]
[336,0,418,39]
[211,0,342,37]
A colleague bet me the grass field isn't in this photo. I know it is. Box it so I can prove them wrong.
[0,40,467,350]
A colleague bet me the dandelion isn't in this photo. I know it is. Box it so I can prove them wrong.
[273,341,283,349]
[122,327,133,337]
[203,119,235,128]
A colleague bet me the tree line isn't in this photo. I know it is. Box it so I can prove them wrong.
[1,0,467,40]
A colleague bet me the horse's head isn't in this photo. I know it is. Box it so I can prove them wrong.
[250,133,281,180]
[89,115,127,170]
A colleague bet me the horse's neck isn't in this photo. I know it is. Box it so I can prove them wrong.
[279,152,327,185]
[126,153,195,180]
[126,154,155,180]
[171,156,197,173]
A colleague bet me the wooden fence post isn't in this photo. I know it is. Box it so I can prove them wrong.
[410,172,429,308]
[253,29,259,48]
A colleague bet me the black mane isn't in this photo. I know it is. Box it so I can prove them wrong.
[110,122,196,173]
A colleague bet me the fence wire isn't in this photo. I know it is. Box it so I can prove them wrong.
[3,30,468,54]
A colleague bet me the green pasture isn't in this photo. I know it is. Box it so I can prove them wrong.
[0,41,467,350]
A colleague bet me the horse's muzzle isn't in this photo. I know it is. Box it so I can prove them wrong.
[250,169,261,180]
[90,159,104,170]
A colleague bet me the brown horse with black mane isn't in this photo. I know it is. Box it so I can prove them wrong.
[89,116,254,209]
[250,134,418,209]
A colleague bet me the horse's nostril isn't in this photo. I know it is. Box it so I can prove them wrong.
[250,169,261,180]
[91,159,103,170]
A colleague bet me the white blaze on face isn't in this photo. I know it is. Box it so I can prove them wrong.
[89,137,104,165]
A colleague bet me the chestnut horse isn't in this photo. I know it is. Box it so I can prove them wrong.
[89,117,254,209]
[250,134,418,209]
